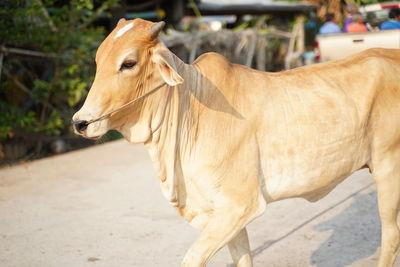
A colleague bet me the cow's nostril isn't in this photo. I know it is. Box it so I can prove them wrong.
[72,120,89,133]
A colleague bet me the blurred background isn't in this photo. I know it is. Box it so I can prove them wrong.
[0,0,398,164]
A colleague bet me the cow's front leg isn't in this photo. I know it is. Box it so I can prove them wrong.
[181,205,258,267]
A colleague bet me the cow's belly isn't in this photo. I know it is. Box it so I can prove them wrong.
[259,85,373,202]
[262,134,370,202]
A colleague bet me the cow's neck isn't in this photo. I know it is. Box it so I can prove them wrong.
[145,54,199,207]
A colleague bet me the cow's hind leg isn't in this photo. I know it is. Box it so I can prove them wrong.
[228,227,252,267]
[373,150,400,267]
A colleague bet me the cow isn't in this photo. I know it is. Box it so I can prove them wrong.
[72,18,400,267]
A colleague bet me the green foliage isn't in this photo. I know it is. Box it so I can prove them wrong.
[0,0,118,152]
[357,0,378,5]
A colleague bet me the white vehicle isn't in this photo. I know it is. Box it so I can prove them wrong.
[315,2,400,62]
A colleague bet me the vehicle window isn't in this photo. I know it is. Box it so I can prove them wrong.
[366,9,391,26]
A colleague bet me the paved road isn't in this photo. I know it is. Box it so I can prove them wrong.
[0,140,398,267]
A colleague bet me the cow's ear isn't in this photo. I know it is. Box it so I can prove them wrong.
[153,49,184,86]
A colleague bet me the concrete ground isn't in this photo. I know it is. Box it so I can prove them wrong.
[0,140,399,267]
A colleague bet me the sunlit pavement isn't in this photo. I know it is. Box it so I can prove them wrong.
[0,140,398,267]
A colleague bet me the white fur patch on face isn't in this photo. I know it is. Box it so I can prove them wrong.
[114,22,134,38]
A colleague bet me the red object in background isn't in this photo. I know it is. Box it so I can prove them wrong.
[314,41,320,61]
[381,3,400,9]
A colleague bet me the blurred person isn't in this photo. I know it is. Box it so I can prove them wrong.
[380,8,400,30]
[319,13,341,35]
[347,12,368,32]
[343,3,359,32]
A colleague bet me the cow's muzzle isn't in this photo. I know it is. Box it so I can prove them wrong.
[72,120,89,134]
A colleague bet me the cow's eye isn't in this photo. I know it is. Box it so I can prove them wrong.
[120,60,137,71]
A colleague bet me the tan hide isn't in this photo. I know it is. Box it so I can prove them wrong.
[73,18,400,267]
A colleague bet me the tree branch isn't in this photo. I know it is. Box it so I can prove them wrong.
[0,46,56,58]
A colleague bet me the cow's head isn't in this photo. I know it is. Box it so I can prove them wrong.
[72,18,183,142]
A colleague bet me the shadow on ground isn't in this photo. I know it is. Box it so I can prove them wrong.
[310,191,380,267]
